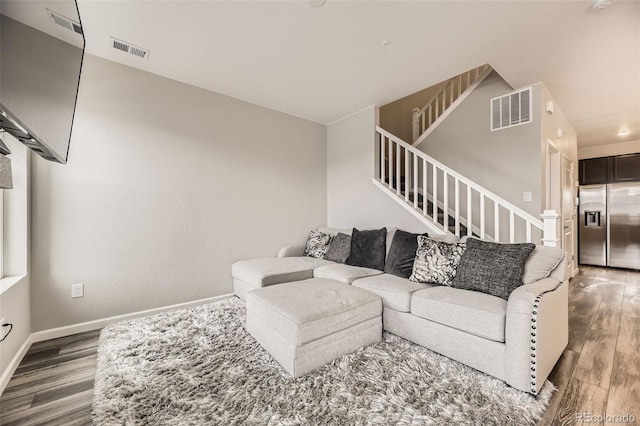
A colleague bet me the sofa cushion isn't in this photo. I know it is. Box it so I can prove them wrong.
[384,230,427,279]
[353,273,432,312]
[324,233,352,263]
[346,228,387,271]
[451,238,535,300]
[410,236,466,286]
[303,230,333,259]
[523,245,565,284]
[313,264,382,284]
[231,257,332,288]
[411,286,507,342]
[246,278,382,346]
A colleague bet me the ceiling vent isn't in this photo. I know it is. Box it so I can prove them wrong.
[47,9,83,35]
[110,37,150,60]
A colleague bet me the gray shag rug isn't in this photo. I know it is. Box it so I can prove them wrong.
[93,298,554,425]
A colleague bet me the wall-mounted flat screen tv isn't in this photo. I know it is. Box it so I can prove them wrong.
[0,0,84,164]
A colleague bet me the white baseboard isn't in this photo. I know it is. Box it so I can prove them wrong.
[31,293,234,343]
[0,293,234,395]
[0,334,33,395]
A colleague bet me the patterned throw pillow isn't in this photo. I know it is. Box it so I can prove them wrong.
[303,230,333,259]
[324,233,351,263]
[409,236,466,286]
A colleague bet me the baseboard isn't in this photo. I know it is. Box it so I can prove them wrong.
[0,334,33,395]
[30,293,235,344]
[1,293,235,396]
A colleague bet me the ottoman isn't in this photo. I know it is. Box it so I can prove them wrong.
[246,278,383,377]
[232,256,332,300]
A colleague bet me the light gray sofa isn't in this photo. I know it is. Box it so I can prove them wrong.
[232,227,568,395]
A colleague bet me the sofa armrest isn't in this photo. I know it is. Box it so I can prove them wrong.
[504,278,568,394]
[277,246,305,258]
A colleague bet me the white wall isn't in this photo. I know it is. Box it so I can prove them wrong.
[327,106,430,233]
[30,54,327,331]
[578,139,640,159]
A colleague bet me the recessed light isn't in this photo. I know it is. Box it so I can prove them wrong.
[592,0,612,9]
[309,0,326,7]
[617,129,631,137]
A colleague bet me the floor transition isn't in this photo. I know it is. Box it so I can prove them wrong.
[1,266,638,425]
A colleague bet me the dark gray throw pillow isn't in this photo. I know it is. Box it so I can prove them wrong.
[346,228,387,271]
[451,238,535,300]
[324,233,351,263]
[384,230,427,278]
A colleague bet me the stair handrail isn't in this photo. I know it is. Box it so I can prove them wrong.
[376,126,544,229]
[412,64,491,142]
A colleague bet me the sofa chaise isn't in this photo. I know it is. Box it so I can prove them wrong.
[232,227,568,395]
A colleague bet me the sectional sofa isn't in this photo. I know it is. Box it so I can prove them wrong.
[232,227,568,395]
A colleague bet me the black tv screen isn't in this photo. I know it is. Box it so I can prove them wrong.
[0,0,84,163]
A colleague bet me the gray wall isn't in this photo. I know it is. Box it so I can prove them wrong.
[418,71,542,219]
[379,81,446,143]
[0,15,83,162]
[327,106,430,233]
[30,54,327,331]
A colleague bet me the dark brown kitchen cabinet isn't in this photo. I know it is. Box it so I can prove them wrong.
[612,153,640,182]
[579,157,609,185]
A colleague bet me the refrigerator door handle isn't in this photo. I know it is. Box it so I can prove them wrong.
[606,185,610,267]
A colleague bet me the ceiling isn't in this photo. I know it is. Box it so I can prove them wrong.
[1,0,83,48]
[57,1,640,147]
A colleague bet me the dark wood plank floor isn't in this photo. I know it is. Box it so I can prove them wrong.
[539,266,640,425]
[0,329,100,425]
[1,266,638,425]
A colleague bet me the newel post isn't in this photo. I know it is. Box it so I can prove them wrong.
[412,108,420,142]
[541,210,560,248]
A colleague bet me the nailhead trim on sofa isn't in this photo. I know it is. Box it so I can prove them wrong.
[529,284,561,394]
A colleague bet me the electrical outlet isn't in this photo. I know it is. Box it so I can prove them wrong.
[71,283,84,299]
[523,191,532,202]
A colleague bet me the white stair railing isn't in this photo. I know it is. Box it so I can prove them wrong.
[412,64,491,145]
[374,126,559,247]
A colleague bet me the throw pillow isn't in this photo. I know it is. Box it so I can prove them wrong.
[303,230,333,259]
[346,228,387,271]
[385,230,428,279]
[324,233,352,263]
[409,236,466,285]
[522,245,565,284]
[451,238,536,300]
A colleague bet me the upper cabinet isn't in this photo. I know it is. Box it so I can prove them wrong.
[579,153,640,185]
[579,157,609,185]
[612,153,640,182]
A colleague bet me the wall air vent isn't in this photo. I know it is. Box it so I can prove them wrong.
[47,9,83,35]
[110,37,150,60]
[490,87,532,131]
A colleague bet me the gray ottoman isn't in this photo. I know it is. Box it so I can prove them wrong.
[232,257,332,300]
[246,278,382,377]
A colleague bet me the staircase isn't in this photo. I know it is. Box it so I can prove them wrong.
[412,64,492,146]
[373,126,559,246]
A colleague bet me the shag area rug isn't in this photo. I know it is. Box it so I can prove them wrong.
[93,298,554,425]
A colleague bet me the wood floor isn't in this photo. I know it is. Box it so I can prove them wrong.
[0,329,100,425]
[1,266,639,425]
[539,266,640,425]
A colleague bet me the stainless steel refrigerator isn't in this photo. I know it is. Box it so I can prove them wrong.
[579,182,640,269]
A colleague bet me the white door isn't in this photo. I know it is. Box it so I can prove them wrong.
[562,156,575,278]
